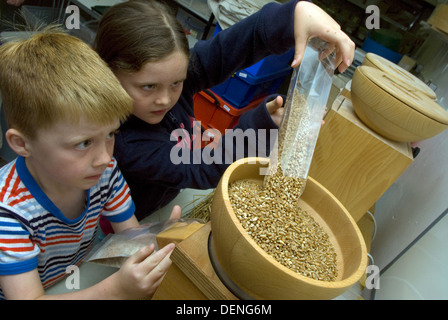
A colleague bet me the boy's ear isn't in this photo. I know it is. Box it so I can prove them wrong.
[5,128,32,157]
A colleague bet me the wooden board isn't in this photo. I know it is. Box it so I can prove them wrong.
[152,223,237,300]
[308,96,413,221]
[156,221,205,248]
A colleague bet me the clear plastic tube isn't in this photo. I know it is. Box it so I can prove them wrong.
[269,38,337,180]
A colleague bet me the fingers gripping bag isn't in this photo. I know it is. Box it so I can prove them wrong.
[264,38,337,203]
[86,218,202,268]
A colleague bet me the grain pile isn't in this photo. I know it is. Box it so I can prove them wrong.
[229,173,338,282]
[270,92,313,181]
[228,93,338,282]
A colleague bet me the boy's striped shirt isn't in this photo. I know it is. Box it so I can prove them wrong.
[0,156,135,298]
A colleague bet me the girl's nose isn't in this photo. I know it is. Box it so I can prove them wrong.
[155,89,171,106]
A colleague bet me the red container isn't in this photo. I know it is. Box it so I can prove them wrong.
[193,89,265,135]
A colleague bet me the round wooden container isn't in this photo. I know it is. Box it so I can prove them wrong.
[210,157,368,300]
[362,52,436,100]
[351,66,448,142]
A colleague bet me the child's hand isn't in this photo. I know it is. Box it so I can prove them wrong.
[169,205,182,221]
[266,96,284,127]
[266,96,327,128]
[292,1,355,73]
[111,205,180,299]
[113,242,175,299]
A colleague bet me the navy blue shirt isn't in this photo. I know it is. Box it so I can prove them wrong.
[114,0,298,219]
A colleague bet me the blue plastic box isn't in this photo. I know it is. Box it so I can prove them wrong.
[244,48,295,77]
[213,23,295,77]
[212,67,292,108]
[361,36,403,64]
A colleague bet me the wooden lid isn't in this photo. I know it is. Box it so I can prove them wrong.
[358,66,448,125]
[363,53,437,100]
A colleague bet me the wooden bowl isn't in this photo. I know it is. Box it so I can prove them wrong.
[210,157,368,300]
[362,52,436,100]
[351,66,448,142]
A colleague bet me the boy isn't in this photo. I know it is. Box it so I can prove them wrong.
[0,29,178,299]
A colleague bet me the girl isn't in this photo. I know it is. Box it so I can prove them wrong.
[95,0,354,221]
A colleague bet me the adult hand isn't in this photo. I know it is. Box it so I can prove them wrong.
[292,1,355,73]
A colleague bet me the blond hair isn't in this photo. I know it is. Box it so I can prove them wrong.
[0,28,133,138]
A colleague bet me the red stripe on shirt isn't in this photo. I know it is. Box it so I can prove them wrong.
[0,164,16,202]
[9,194,34,207]
[104,188,131,211]
[0,246,34,252]
[104,183,129,207]
[0,238,31,244]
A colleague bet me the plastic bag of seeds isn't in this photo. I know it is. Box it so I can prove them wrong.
[267,38,337,182]
[86,218,198,268]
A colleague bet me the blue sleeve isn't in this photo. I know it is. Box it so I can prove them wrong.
[186,0,298,93]
[0,258,38,276]
[105,201,136,223]
[0,209,40,276]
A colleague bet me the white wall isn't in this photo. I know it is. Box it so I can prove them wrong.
[416,29,448,110]
[374,213,448,299]
[370,128,448,299]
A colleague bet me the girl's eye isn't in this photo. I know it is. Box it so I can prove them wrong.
[142,84,155,91]
[76,140,91,150]
[172,81,183,87]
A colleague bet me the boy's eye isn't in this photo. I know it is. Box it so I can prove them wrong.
[76,140,91,150]
[107,130,119,139]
